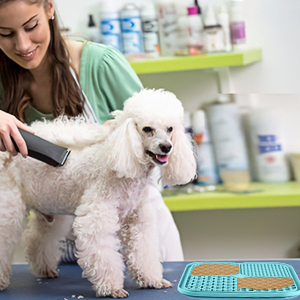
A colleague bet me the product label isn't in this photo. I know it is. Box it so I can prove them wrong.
[258,135,282,154]
[255,134,289,181]
[142,19,158,33]
[121,17,143,53]
[230,21,245,44]
[208,104,249,170]
[101,19,122,51]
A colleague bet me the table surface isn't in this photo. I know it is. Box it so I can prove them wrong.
[2,260,300,299]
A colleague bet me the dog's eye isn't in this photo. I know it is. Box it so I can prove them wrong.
[167,127,173,133]
[143,127,152,133]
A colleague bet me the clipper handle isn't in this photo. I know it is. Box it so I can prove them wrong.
[12,129,70,167]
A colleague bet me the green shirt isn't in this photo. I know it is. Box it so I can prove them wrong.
[0,41,143,125]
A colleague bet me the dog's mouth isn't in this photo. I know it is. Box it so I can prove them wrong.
[146,150,169,165]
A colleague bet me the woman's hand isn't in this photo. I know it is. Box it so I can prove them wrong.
[0,110,35,158]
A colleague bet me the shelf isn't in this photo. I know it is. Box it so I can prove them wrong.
[163,182,300,212]
[130,48,262,75]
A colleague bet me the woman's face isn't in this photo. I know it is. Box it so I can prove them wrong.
[0,1,54,71]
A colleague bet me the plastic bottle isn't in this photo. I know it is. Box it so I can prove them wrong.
[184,111,193,137]
[140,3,160,58]
[202,5,225,52]
[217,2,232,52]
[247,109,290,182]
[120,4,144,54]
[156,0,178,56]
[100,2,122,52]
[228,0,246,50]
[176,6,189,55]
[206,95,250,173]
[186,6,204,50]
[87,15,99,42]
[192,110,219,185]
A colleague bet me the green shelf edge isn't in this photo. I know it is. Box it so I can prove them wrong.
[163,182,300,212]
[130,48,262,75]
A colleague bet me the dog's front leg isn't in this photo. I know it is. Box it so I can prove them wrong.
[73,192,128,298]
[121,191,173,289]
[0,176,27,290]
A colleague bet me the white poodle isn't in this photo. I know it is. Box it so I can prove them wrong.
[0,89,196,298]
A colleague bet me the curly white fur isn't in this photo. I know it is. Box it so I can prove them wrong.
[0,89,196,298]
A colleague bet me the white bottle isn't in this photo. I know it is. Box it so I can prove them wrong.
[120,4,144,54]
[217,2,232,52]
[206,95,249,172]
[156,0,178,57]
[193,110,219,185]
[187,6,204,48]
[87,15,100,42]
[228,0,246,50]
[140,3,160,58]
[202,5,225,53]
[248,109,290,182]
[100,2,122,52]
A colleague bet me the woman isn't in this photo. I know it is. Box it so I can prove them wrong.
[0,0,184,262]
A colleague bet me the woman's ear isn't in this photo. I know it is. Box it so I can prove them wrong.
[46,0,55,20]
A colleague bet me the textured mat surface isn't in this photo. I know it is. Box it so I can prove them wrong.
[1,260,300,299]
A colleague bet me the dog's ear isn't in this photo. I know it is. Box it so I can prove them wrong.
[107,118,145,179]
[161,126,196,186]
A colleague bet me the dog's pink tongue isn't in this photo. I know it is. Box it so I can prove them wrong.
[156,155,168,163]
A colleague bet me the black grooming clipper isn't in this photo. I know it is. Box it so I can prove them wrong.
[12,129,71,167]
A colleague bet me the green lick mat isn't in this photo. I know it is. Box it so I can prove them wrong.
[178,262,300,299]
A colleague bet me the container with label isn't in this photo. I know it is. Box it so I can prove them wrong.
[248,109,290,182]
[228,0,246,50]
[101,11,122,52]
[206,95,250,173]
[141,3,160,58]
[157,0,178,56]
[192,110,219,185]
[120,4,144,54]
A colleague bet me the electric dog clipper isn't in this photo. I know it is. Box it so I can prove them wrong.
[12,128,71,167]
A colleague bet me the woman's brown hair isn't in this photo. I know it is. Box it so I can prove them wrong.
[0,0,84,123]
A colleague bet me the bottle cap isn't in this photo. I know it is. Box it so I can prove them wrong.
[88,15,96,27]
[192,110,206,134]
[140,3,156,18]
[219,2,228,13]
[184,111,192,128]
[187,6,198,16]
[194,0,202,14]
[204,5,217,26]
[217,94,231,103]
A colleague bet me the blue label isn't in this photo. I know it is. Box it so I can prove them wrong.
[258,135,282,154]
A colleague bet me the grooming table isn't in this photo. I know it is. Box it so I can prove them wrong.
[2,260,300,299]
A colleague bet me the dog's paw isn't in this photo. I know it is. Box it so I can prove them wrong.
[160,278,173,288]
[33,266,58,279]
[110,289,129,298]
[137,278,173,289]
[95,286,129,298]
[0,265,12,290]
[0,274,10,291]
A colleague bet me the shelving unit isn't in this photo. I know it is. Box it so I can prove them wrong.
[130,48,262,75]
[163,182,300,212]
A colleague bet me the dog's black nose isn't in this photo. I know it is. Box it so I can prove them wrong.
[159,144,172,154]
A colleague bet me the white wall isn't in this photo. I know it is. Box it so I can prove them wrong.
[54,0,300,260]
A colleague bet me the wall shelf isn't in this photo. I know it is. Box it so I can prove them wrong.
[163,182,300,212]
[130,48,262,75]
